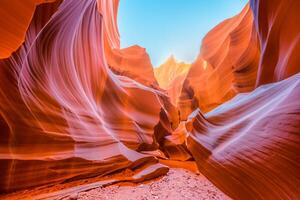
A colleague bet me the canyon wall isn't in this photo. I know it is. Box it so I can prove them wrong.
[0,0,299,199]
[154,56,191,106]
[186,0,300,199]
[251,0,300,86]
[0,0,171,192]
[0,0,58,58]
[107,45,159,87]
[187,73,300,199]
[100,0,158,87]
[178,4,260,117]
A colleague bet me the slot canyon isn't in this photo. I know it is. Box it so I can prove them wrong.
[0,0,299,199]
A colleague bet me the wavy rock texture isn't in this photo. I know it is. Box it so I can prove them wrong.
[0,0,57,58]
[251,0,300,86]
[1,0,300,199]
[178,4,260,116]
[0,0,170,193]
[154,56,191,106]
[186,0,300,199]
[187,73,300,199]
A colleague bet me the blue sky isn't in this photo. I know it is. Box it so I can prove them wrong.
[118,0,248,67]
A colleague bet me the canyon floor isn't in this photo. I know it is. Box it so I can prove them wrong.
[0,161,230,200]
[75,168,230,200]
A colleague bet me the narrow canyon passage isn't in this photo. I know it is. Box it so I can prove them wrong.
[0,0,299,199]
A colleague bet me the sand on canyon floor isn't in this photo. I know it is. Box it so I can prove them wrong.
[75,168,230,200]
[1,161,230,200]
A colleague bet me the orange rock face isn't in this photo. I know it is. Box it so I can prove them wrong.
[155,4,259,119]
[97,0,158,87]
[187,73,300,199]
[0,0,170,192]
[178,4,260,116]
[107,45,159,87]
[0,0,57,58]
[154,56,191,106]
[251,0,300,86]
[186,0,300,199]
[1,0,300,199]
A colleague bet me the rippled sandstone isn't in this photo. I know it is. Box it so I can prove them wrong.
[0,0,299,199]
[178,4,260,117]
[0,0,171,192]
[0,0,58,58]
[185,0,300,199]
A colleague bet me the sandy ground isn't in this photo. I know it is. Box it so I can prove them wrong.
[1,162,230,200]
[76,168,230,200]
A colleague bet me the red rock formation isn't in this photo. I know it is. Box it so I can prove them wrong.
[107,45,159,87]
[186,1,300,199]
[187,73,300,199]
[251,0,300,86]
[154,56,191,106]
[178,58,212,119]
[1,0,300,199]
[98,0,158,87]
[0,0,57,58]
[179,4,260,116]
[154,56,191,90]
[162,122,192,161]
[0,0,169,192]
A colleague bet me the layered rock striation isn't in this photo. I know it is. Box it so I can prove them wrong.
[178,4,260,116]
[0,0,171,192]
[0,0,299,199]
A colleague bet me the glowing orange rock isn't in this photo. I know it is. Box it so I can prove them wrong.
[1,0,299,198]
[98,0,158,87]
[107,45,159,87]
[187,1,300,199]
[0,0,169,192]
[154,55,191,106]
[187,73,300,199]
[162,122,191,161]
[179,4,260,116]
[0,0,57,58]
[251,0,300,86]
[178,58,213,119]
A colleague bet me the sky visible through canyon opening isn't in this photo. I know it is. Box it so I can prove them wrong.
[118,0,248,67]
